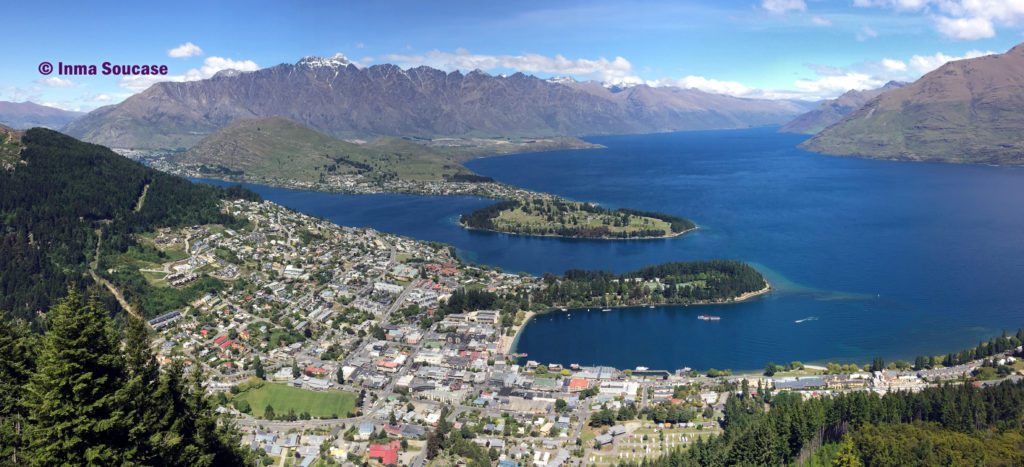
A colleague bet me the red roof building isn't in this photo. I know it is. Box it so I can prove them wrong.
[305,366,328,376]
[368,440,401,465]
[568,378,590,392]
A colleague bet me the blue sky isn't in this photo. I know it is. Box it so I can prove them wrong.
[5,0,1024,111]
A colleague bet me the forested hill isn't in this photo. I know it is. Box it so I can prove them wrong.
[625,379,1024,466]
[0,128,258,321]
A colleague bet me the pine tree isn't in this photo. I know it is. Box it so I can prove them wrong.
[832,436,864,467]
[121,314,162,464]
[149,360,192,465]
[252,355,265,380]
[22,290,129,466]
[0,317,37,465]
[425,430,441,459]
[7,289,252,466]
[183,366,228,466]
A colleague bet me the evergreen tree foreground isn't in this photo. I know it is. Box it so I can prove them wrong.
[1,289,253,466]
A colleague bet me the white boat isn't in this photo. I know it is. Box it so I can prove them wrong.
[601,308,611,312]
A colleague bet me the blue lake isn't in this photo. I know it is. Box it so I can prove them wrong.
[198,127,1024,371]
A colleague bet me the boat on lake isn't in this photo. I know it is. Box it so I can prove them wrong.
[698,315,721,321]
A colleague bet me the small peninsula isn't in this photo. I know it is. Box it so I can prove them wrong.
[541,260,770,308]
[460,198,696,239]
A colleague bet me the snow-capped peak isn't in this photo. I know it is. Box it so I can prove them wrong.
[547,76,577,84]
[213,69,242,79]
[297,53,352,68]
[603,80,640,90]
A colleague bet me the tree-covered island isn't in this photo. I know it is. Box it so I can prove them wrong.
[459,198,696,239]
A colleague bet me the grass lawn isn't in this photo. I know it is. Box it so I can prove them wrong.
[493,202,675,237]
[234,382,356,419]
[773,368,826,377]
[141,270,169,287]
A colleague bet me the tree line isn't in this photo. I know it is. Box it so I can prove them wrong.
[620,377,1024,466]
[915,329,1024,369]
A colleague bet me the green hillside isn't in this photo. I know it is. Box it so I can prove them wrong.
[0,128,257,321]
[179,117,476,182]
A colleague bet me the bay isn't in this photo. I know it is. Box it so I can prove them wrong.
[198,127,1024,371]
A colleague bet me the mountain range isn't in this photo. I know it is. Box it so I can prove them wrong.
[780,81,906,134]
[803,43,1024,164]
[64,54,813,150]
[0,101,82,129]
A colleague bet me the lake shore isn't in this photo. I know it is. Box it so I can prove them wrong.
[505,280,771,357]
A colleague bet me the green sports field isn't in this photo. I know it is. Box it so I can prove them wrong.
[233,382,356,419]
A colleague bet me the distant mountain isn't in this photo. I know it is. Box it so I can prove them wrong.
[0,101,82,129]
[179,116,474,182]
[65,55,810,149]
[780,81,906,134]
[803,44,1024,164]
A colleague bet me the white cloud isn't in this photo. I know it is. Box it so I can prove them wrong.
[762,0,806,14]
[855,0,1024,40]
[651,76,754,96]
[881,58,908,71]
[906,49,993,73]
[40,101,80,112]
[92,94,112,102]
[0,86,41,102]
[856,25,879,41]
[168,42,204,58]
[34,76,74,88]
[788,48,995,99]
[381,48,642,84]
[120,56,259,92]
[935,16,995,40]
[793,72,884,96]
[811,16,833,26]
[371,46,999,101]
[853,0,929,10]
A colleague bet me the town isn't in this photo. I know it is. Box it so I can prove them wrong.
[127,147,564,201]
[142,199,1024,467]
